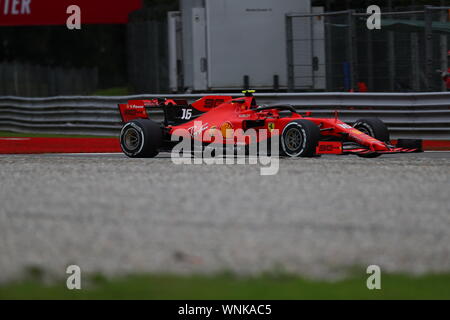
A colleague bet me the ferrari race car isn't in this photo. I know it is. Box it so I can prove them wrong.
[118,90,422,158]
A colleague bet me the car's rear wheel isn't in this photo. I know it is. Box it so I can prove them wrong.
[120,119,162,158]
[353,118,389,158]
[280,120,320,157]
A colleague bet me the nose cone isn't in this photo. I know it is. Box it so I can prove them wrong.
[369,139,390,151]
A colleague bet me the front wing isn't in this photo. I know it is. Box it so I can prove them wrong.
[316,141,422,155]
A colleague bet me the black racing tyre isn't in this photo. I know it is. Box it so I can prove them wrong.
[353,118,389,158]
[353,118,390,142]
[280,120,320,157]
[120,119,162,158]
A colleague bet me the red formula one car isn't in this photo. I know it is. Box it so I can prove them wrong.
[118,90,422,158]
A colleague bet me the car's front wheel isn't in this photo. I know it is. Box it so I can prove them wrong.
[353,118,389,158]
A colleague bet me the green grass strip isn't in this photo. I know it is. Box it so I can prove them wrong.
[1,272,450,300]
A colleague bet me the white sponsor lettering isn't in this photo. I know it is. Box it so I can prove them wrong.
[2,0,31,15]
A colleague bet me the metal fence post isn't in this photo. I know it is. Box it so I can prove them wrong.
[324,13,332,91]
[365,12,374,91]
[410,11,420,91]
[347,10,357,91]
[387,0,395,91]
[424,6,433,91]
[286,15,294,92]
[439,7,448,92]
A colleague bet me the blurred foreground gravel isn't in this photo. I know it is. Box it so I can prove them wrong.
[0,152,449,282]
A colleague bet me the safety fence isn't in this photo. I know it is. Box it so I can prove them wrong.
[0,92,449,139]
[286,6,450,93]
[0,62,98,97]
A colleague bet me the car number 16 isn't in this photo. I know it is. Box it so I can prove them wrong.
[181,109,192,120]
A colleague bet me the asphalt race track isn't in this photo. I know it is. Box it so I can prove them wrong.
[0,152,449,281]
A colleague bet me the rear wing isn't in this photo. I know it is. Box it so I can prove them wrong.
[118,98,186,123]
[118,95,232,125]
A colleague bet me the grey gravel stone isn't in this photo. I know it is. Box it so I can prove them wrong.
[0,152,449,281]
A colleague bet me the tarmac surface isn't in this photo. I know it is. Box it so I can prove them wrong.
[0,152,449,281]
